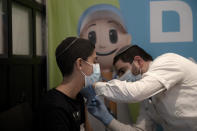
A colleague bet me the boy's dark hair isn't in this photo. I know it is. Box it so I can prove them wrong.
[56,37,95,77]
[113,45,153,65]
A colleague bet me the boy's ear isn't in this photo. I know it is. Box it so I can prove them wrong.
[75,58,83,70]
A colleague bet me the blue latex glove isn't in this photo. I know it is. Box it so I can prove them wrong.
[80,85,96,101]
[87,96,114,126]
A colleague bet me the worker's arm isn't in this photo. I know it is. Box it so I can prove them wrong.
[84,107,93,131]
[95,76,165,103]
[80,86,95,131]
[95,55,184,103]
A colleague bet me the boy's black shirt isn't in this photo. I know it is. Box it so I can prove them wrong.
[37,88,85,131]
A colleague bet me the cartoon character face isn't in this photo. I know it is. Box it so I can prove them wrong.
[80,19,131,71]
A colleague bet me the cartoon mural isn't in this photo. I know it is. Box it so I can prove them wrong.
[78,4,131,71]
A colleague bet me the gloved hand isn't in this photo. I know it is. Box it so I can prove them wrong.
[80,85,96,101]
[87,96,114,126]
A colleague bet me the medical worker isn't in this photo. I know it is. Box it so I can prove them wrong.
[81,45,197,131]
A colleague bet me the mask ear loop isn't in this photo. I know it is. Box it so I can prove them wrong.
[80,70,86,77]
[81,59,94,74]
[79,59,94,77]
[82,60,93,66]
[79,61,86,77]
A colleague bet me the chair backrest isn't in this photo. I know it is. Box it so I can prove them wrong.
[0,102,32,131]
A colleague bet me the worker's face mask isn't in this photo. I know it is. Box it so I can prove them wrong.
[81,61,101,87]
[118,70,142,82]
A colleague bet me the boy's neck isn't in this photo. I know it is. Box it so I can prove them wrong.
[56,79,82,99]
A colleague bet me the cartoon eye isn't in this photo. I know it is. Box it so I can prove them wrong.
[109,29,118,44]
[88,31,96,45]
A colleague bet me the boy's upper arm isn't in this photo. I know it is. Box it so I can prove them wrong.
[84,106,93,131]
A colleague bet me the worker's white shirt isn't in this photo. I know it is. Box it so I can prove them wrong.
[95,53,197,131]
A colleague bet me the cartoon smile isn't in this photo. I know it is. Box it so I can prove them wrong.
[96,48,117,56]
